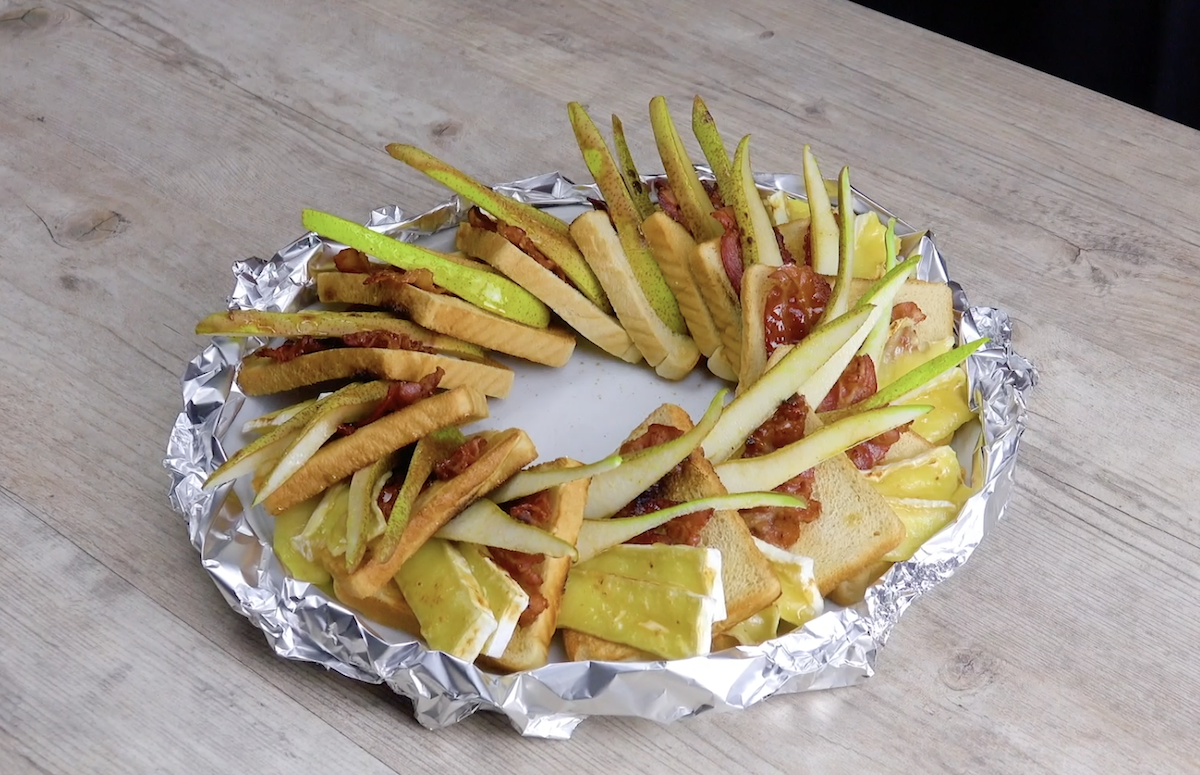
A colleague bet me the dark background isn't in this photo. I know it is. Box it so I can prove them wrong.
[853,0,1200,130]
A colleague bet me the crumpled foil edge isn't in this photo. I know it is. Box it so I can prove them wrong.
[164,170,1036,739]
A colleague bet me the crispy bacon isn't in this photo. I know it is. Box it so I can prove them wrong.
[711,206,744,293]
[507,490,553,530]
[846,424,910,470]
[257,335,331,363]
[339,329,437,353]
[817,355,877,413]
[745,395,810,457]
[654,180,685,225]
[466,206,569,284]
[333,248,374,273]
[619,423,685,456]
[892,301,926,324]
[774,226,796,264]
[626,508,712,547]
[434,435,488,481]
[740,395,821,547]
[702,179,724,209]
[488,548,548,626]
[763,264,831,356]
[363,267,442,294]
[376,469,405,519]
[335,369,444,437]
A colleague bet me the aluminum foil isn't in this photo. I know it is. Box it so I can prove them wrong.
[165,170,1036,738]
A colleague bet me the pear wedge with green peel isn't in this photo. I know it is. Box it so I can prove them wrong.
[568,102,688,336]
[584,389,727,520]
[703,306,874,464]
[204,381,387,491]
[575,492,806,562]
[611,114,655,222]
[301,209,551,328]
[692,95,735,197]
[822,337,987,423]
[649,96,722,242]
[242,398,317,436]
[796,256,920,410]
[385,144,611,312]
[803,146,839,275]
[370,428,463,565]
[345,453,396,572]
[821,167,857,322]
[435,498,578,559]
[730,135,783,267]
[293,482,350,562]
[487,453,621,504]
[714,404,932,494]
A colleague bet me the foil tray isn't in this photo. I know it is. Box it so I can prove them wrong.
[165,170,1036,738]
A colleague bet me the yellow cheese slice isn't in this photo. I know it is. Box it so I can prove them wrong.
[394,538,497,661]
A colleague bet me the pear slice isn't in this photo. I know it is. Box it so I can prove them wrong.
[302,209,551,328]
[751,539,824,627]
[387,144,611,312]
[803,146,839,275]
[583,389,726,520]
[575,492,805,562]
[434,498,578,559]
[197,310,485,361]
[292,482,350,562]
[568,102,687,336]
[702,306,873,464]
[692,95,735,197]
[715,404,932,493]
[798,256,920,410]
[394,538,497,661]
[242,398,318,435]
[856,217,900,372]
[730,135,783,267]
[880,498,960,562]
[820,337,987,422]
[487,453,621,503]
[821,167,856,322]
[369,428,463,565]
[558,568,717,660]
[344,453,396,572]
[458,543,529,659]
[611,114,655,222]
[649,96,722,242]
[252,381,394,506]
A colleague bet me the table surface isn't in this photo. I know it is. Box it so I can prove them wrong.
[3,0,1198,771]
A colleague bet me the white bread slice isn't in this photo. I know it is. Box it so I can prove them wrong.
[737,264,773,393]
[880,429,937,464]
[569,211,700,380]
[642,212,722,357]
[478,460,588,672]
[340,428,537,598]
[236,348,514,398]
[316,272,576,367]
[789,453,904,596]
[692,238,742,375]
[847,277,954,343]
[561,404,780,662]
[262,386,489,516]
[455,223,641,364]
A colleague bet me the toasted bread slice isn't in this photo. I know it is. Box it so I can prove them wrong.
[642,212,722,357]
[737,263,773,393]
[262,386,489,516]
[340,428,537,598]
[456,223,641,364]
[237,348,514,398]
[847,277,954,343]
[316,272,576,367]
[569,211,700,379]
[692,238,742,375]
[561,404,780,662]
[477,460,588,672]
[880,429,937,464]
[789,453,905,596]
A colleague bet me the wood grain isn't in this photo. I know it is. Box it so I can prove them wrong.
[1,0,1198,770]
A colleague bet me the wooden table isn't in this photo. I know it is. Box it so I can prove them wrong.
[3,0,1197,771]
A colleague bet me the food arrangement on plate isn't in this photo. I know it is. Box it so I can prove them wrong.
[191,94,987,672]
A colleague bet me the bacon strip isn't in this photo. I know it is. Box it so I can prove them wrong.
[711,206,744,293]
[507,490,553,530]
[467,206,569,284]
[892,301,926,323]
[338,329,436,354]
[257,335,331,363]
[740,395,822,547]
[487,548,548,626]
[654,180,685,225]
[335,369,444,437]
[433,435,488,481]
[763,264,831,356]
[816,354,908,468]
